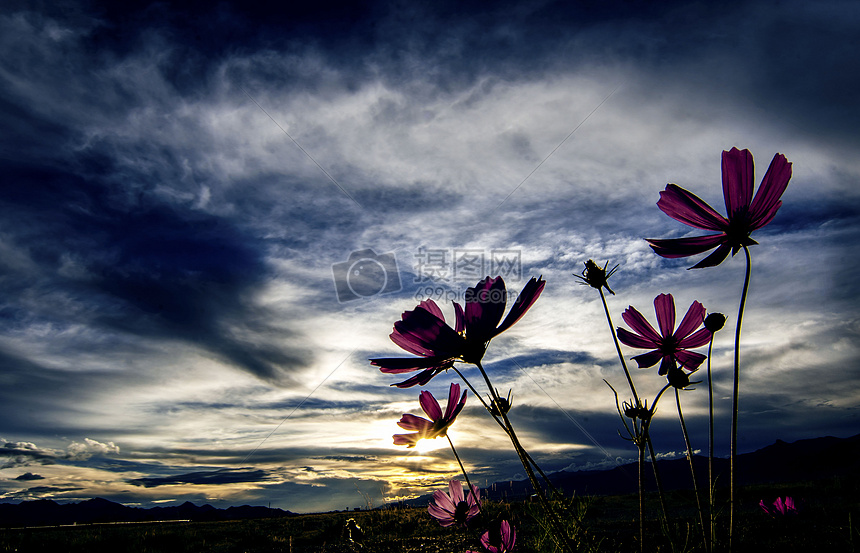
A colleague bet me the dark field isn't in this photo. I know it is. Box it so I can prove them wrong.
[2,478,857,553]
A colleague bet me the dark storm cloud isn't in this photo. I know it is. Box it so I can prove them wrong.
[14,473,45,481]
[128,468,269,488]
[0,161,311,382]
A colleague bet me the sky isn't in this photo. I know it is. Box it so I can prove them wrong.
[0,0,858,514]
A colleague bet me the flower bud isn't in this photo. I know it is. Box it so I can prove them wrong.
[704,313,726,332]
[667,367,691,389]
[574,259,618,295]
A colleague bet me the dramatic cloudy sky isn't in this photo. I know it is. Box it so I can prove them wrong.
[1,0,858,513]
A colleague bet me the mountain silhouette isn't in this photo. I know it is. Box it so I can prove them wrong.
[0,497,294,528]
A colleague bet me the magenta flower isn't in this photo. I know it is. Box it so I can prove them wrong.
[479,520,517,552]
[760,496,797,516]
[393,382,467,448]
[428,479,481,527]
[370,276,545,387]
[617,293,711,376]
[647,147,792,269]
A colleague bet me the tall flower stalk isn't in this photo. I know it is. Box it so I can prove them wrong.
[675,386,708,552]
[647,147,792,550]
[703,312,726,547]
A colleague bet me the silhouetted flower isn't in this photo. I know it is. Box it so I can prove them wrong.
[573,259,618,295]
[428,479,480,527]
[667,366,699,389]
[647,147,792,269]
[393,383,467,448]
[760,496,797,516]
[488,389,513,417]
[480,519,517,552]
[617,293,711,376]
[371,276,545,387]
[623,400,652,421]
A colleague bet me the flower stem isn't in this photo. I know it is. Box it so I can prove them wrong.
[452,367,557,494]
[676,388,709,552]
[730,246,752,551]
[645,384,672,521]
[707,334,716,548]
[475,361,575,553]
[638,441,645,553]
[447,434,479,507]
[600,289,640,406]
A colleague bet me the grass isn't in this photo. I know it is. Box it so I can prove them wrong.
[1,477,857,552]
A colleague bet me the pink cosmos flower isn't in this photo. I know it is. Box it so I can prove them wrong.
[647,147,792,269]
[370,276,545,387]
[617,293,711,376]
[428,479,481,527]
[393,382,467,448]
[479,519,517,552]
[760,496,797,516]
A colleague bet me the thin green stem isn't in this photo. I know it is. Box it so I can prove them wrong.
[730,246,752,551]
[676,388,709,552]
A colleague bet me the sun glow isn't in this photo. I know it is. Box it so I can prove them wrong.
[413,436,449,454]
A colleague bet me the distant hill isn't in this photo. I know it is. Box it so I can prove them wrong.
[397,433,860,506]
[0,497,295,528]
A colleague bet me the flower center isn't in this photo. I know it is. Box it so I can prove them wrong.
[453,500,470,524]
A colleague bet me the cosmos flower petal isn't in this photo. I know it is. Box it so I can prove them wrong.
[501,520,516,550]
[393,311,466,357]
[675,300,706,340]
[416,299,445,322]
[654,293,676,339]
[616,327,657,349]
[722,147,755,218]
[621,306,662,343]
[466,484,480,507]
[631,349,664,369]
[443,383,463,421]
[397,414,434,432]
[675,349,707,371]
[657,184,728,231]
[432,489,456,512]
[449,387,468,421]
[689,242,733,269]
[389,330,436,357]
[748,200,783,232]
[749,153,792,229]
[495,276,546,335]
[448,479,465,505]
[371,356,452,374]
[427,501,453,520]
[419,391,443,421]
[391,368,446,388]
[393,433,421,447]
[453,301,465,334]
[647,234,728,258]
[678,327,712,349]
[465,276,507,342]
